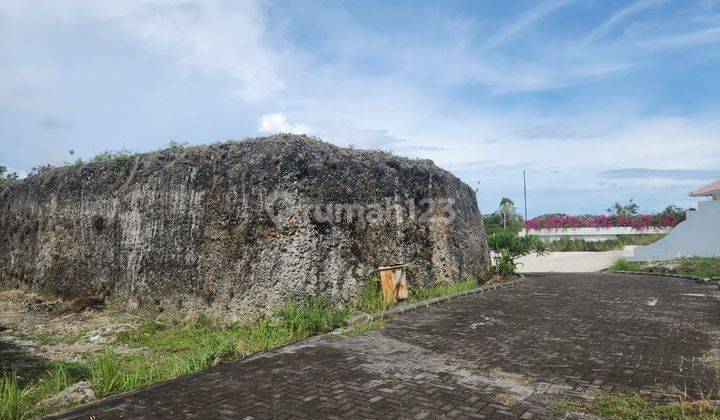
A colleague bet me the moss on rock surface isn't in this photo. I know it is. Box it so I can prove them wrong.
[0,135,490,320]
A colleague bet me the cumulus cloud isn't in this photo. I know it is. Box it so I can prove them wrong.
[1,0,285,102]
[258,113,310,135]
[2,1,720,215]
[118,0,285,101]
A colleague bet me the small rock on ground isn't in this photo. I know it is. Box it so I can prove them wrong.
[37,381,95,409]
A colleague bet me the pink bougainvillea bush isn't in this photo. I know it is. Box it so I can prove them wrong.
[525,213,681,230]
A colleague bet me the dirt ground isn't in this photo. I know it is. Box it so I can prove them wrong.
[0,289,143,381]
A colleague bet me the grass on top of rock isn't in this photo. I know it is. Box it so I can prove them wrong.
[610,257,720,279]
[0,274,503,419]
[551,393,720,419]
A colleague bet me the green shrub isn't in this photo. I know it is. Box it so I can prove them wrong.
[89,150,136,175]
[483,197,524,235]
[169,140,189,151]
[494,250,519,276]
[488,230,547,276]
[547,234,665,252]
[29,164,55,176]
[0,166,19,187]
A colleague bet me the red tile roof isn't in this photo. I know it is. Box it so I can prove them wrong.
[690,180,720,197]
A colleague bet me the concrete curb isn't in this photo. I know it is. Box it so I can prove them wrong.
[613,270,720,285]
[344,275,527,327]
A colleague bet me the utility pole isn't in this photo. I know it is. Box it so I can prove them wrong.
[523,170,528,235]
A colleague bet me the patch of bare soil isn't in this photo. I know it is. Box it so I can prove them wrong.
[0,289,144,366]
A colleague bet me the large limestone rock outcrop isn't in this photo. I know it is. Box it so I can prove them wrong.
[0,135,490,319]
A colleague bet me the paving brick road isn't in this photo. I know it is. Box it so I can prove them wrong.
[52,273,720,419]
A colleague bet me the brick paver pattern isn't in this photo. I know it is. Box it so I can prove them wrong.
[52,273,720,419]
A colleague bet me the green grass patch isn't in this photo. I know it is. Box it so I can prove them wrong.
[609,258,646,272]
[410,277,479,301]
[610,257,720,279]
[100,297,351,398]
[339,319,387,337]
[0,277,491,418]
[547,234,665,252]
[550,400,577,414]
[2,297,347,419]
[552,393,720,419]
[0,375,28,420]
[352,277,391,314]
[0,361,92,420]
[116,297,347,360]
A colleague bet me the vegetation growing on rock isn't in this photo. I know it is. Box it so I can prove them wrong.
[0,135,491,320]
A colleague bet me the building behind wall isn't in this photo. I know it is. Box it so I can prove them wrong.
[630,180,720,261]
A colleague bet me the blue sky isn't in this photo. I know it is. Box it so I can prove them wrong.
[1,0,719,217]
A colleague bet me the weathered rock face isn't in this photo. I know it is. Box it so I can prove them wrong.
[0,135,490,320]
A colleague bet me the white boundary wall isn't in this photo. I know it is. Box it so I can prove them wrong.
[630,200,720,261]
[523,226,671,242]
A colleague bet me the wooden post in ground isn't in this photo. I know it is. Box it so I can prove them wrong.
[379,264,408,303]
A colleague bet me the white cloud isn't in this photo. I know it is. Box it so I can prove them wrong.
[2,0,720,215]
[584,0,666,42]
[311,120,405,149]
[120,0,284,101]
[484,0,575,48]
[459,117,720,172]
[640,27,720,50]
[258,113,310,135]
[0,0,285,102]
